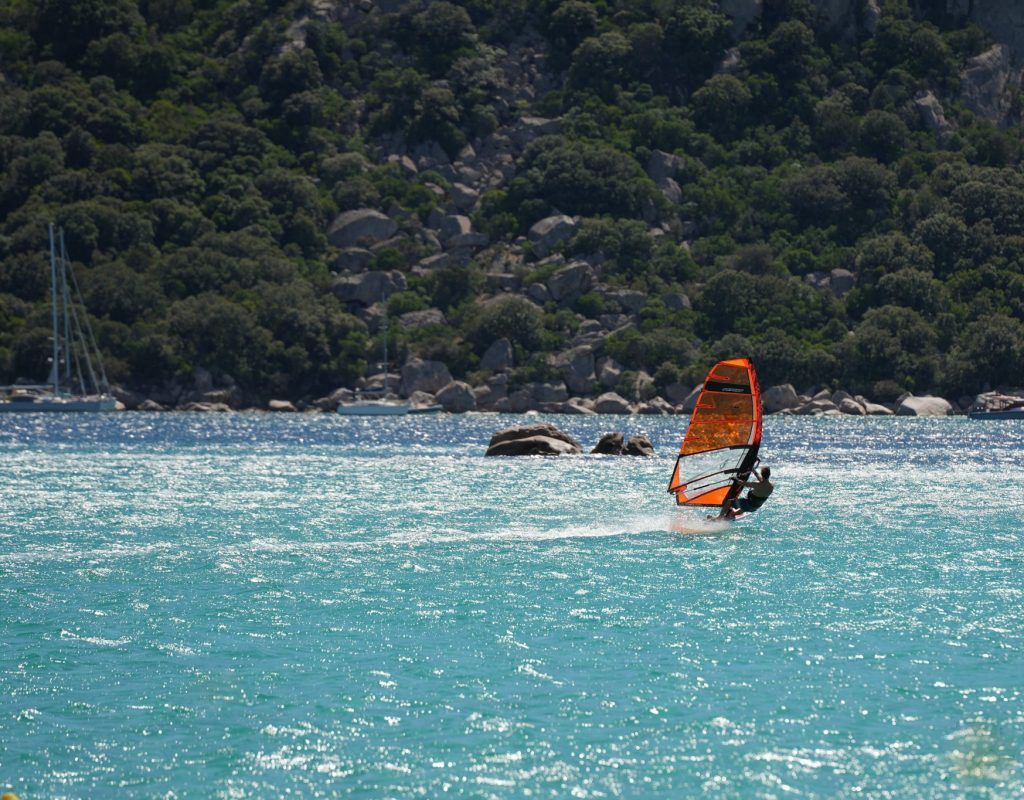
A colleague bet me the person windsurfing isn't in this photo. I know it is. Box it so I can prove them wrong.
[716,466,773,519]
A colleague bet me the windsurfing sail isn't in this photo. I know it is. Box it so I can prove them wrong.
[668,358,762,508]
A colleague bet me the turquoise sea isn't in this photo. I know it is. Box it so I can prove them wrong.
[1,413,1022,798]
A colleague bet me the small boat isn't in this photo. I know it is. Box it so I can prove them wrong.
[336,292,443,416]
[0,225,117,413]
[968,393,1024,420]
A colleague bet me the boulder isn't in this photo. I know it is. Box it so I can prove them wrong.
[624,434,655,456]
[137,399,167,411]
[860,397,892,411]
[333,270,406,306]
[896,395,954,417]
[527,282,551,304]
[530,381,569,404]
[656,177,681,203]
[763,384,801,414]
[400,358,453,396]
[485,423,582,456]
[596,356,623,389]
[680,385,703,414]
[449,182,479,212]
[473,375,508,409]
[830,268,856,297]
[438,214,473,242]
[111,386,144,410]
[178,401,231,412]
[794,399,840,415]
[399,308,446,330]
[914,91,955,143]
[591,432,625,454]
[435,380,476,413]
[663,292,691,311]
[606,289,647,314]
[528,214,576,258]
[551,346,597,395]
[267,399,297,412]
[480,338,514,371]
[554,399,597,415]
[546,262,594,303]
[494,389,531,413]
[594,391,632,414]
[327,209,398,248]
[637,397,675,415]
[664,383,692,404]
[960,44,1021,125]
[334,248,374,273]
[838,397,866,416]
[407,390,437,408]
[645,150,682,184]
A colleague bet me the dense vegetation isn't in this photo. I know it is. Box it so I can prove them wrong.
[1,0,1023,403]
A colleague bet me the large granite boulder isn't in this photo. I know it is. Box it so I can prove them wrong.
[435,380,476,413]
[480,338,513,371]
[546,262,594,303]
[485,423,583,456]
[327,209,397,248]
[896,395,954,417]
[333,270,406,306]
[530,381,569,404]
[551,346,597,395]
[838,397,866,416]
[594,392,632,414]
[267,399,297,412]
[763,384,801,414]
[591,432,625,454]
[400,358,453,396]
[528,214,576,258]
[960,44,1022,125]
[914,91,955,143]
[399,308,446,330]
[335,248,374,272]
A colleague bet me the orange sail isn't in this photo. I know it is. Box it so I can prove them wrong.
[668,358,762,507]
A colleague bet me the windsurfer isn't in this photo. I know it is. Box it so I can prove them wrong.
[717,466,773,519]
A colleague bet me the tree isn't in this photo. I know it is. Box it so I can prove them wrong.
[945,315,1024,394]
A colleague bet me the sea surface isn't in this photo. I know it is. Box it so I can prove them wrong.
[1,412,1022,799]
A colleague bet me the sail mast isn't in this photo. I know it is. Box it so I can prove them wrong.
[48,223,60,395]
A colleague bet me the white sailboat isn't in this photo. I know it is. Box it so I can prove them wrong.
[0,225,117,412]
[337,294,440,415]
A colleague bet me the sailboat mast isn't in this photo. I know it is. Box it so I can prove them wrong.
[49,223,60,395]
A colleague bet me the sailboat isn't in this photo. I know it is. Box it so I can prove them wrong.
[667,358,762,513]
[0,225,117,412]
[336,295,440,416]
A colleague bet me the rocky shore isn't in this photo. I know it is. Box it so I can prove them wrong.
[111,370,1009,418]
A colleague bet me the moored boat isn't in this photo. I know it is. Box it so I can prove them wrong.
[0,225,116,413]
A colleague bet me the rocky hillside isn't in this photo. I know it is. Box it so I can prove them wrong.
[1,0,1023,411]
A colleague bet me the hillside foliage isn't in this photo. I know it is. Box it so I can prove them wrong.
[1,0,1023,402]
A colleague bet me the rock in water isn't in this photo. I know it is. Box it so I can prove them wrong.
[896,395,954,417]
[485,423,582,456]
[591,432,625,455]
[624,435,654,456]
